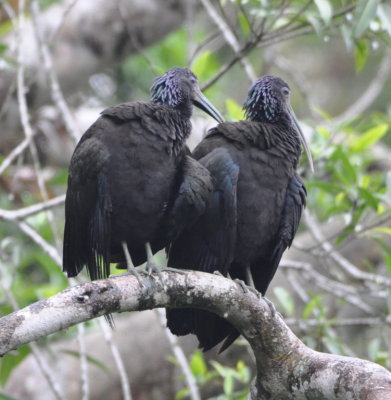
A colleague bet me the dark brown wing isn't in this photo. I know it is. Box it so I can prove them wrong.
[166,147,239,351]
[63,132,112,280]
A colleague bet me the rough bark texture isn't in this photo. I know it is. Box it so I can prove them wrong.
[3,312,197,400]
[1,271,390,399]
[3,312,249,400]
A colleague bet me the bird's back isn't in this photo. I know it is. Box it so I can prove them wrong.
[166,120,305,351]
[193,121,295,266]
[63,102,191,277]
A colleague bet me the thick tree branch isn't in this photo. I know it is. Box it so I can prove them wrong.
[1,271,390,399]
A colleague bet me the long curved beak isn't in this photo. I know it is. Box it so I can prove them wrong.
[288,105,314,173]
[193,86,225,124]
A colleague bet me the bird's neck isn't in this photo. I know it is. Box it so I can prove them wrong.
[152,98,193,121]
[167,108,192,157]
[175,101,193,121]
[274,121,302,168]
[250,116,302,168]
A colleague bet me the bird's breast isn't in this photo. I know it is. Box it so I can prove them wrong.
[234,150,292,262]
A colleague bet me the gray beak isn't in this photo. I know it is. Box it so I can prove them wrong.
[288,105,314,172]
[193,86,225,124]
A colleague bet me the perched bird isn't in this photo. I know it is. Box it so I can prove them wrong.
[63,67,224,282]
[166,75,312,352]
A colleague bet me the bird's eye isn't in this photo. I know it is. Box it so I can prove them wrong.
[282,87,290,96]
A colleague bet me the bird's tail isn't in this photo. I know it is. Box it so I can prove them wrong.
[166,308,237,352]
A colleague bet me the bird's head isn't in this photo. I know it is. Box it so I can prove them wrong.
[150,67,224,123]
[243,75,293,123]
[243,75,313,171]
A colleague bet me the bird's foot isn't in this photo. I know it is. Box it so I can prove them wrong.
[262,296,279,318]
[110,268,147,287]
[117,241,146,287]
[145,261,166,288]
[144,242,169,288]
[234,279,259,296]
[213,270,224,277]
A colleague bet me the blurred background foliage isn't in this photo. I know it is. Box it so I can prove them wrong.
[0,0,390,399]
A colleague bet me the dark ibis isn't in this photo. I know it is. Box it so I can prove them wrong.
[63,67,223,283]
[166,75,312,351]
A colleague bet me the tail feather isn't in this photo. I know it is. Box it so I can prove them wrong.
[166,308,238,352]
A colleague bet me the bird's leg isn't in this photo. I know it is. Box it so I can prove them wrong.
[234,265,259,296]
[144,242,168,289]
[245,265,255,289]
[110,242,145,286]
[145,242,185,276]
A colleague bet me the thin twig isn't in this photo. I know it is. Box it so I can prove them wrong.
[0,194,65,221]
[269,53,318,119]
[333,49,391,125]
[16,220,62,266]
[304,210,391,287]
[200,0,256,83]
[117,2,160,76]
[202,3,354,90]
[280,261,378,314]
[77,323,90,400]
[188,29,221,65]
[30,0,80,143]
[49,0,80,44]
[98,317,133,400]
[0,137,32,176]
[16,0,62,251]
[155,309,201,400]
[0,262,65,400]
[286,316,387,328]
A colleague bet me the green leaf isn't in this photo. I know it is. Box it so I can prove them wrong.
[323,336,344,355]
[358,187,379,210]
[225,98,245,121]
[306,13,323,36]
[0,43,7,54]
[191,50,220,82]
[210,360,227,377]
[303,295,322,319]
[368,338,381,361]
[0,345,30,385]
[331,147,357,184]
[385,253,391,275]
[313,107,332,121]
[273,287,294,316]
[350,123,388,152]
[353,0,382,38]
[190,349,207,378]
[236,360,250,382]
[316,125,330,139]
[354,39,368,72]
[238,12,250,37]
[0,394,19,400]
[307,181,342,193]
[368,227,391,236]
[60,350,110,373]
[224,374,234,395]
[175,388,189,400]
[314,0,333,24]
